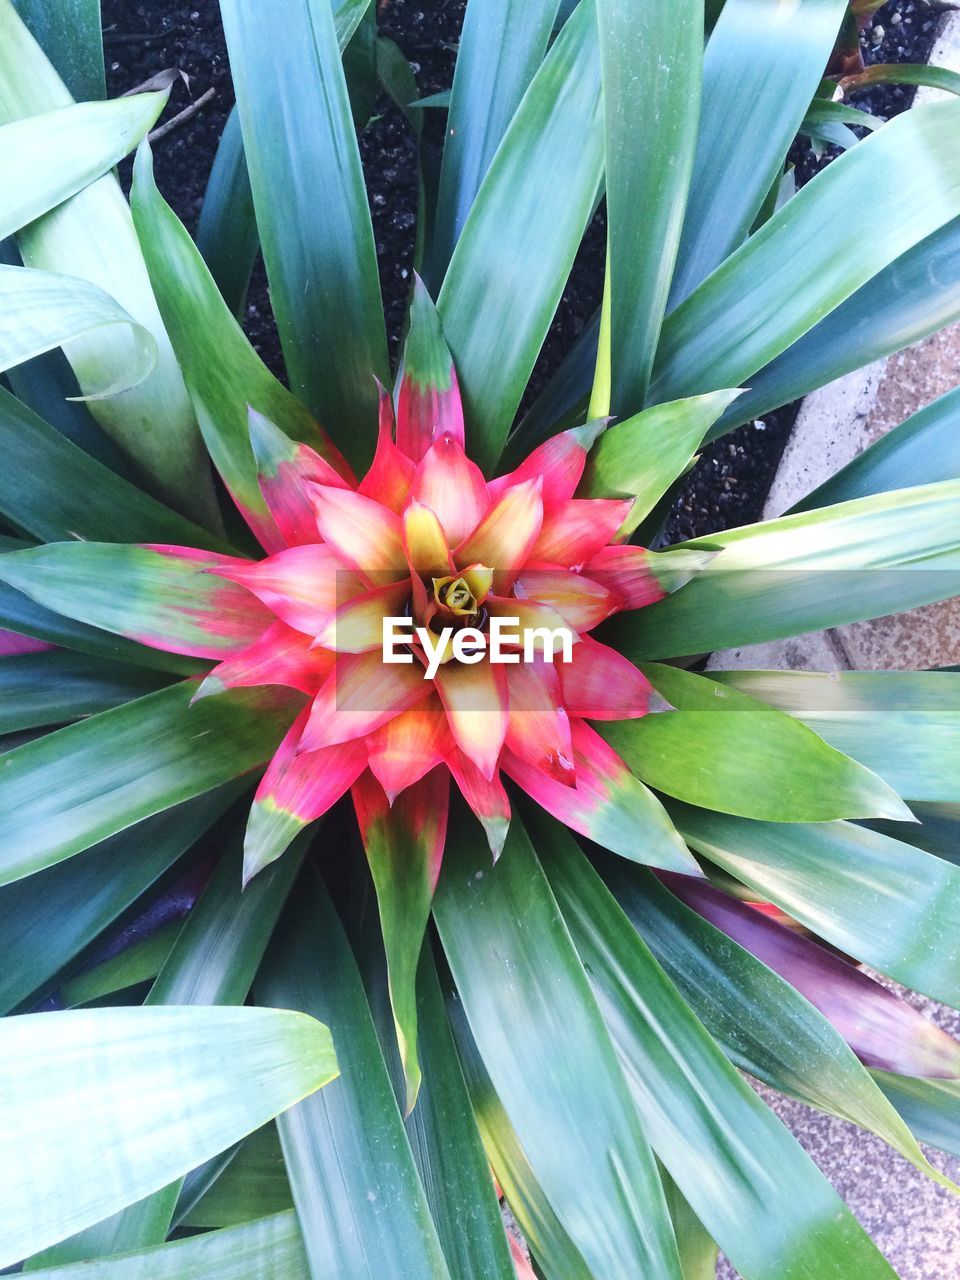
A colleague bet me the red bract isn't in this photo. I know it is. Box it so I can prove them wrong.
[204,348,668,886]
[119,281,686,1104]
[106,283,675,897]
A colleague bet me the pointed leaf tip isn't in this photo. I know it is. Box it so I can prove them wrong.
[396,275,464,462]
[572,416,611,450]
[191,674,226,702]
[248,405,297,472]
[354,770,449,1116]
[243,799,306,886]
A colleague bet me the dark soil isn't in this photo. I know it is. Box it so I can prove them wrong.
[99,0,944,542]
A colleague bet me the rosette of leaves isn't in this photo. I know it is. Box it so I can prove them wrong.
[1,1,960,1277]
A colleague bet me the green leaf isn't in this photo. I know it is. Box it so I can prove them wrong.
[22,1186,181,1272]
[839,61,960,98]
[866,801,960,863]
[0,386,227,548]
[750,164,796,236]
[601,663,911,822]
[540,820,897,1280]
[711,670,960,804]
[709,214,960,441]
[0,682,299,884]
[596,0,702,413]
[61,920,183,1008]
[650,99,960,405]
[507,309,598,460]
[395,275,462,456]
[603,858,954,1187]
[0,649,168,734]
[255,869,451,1279]
[376,36,439,272]
[11,0,104,100]
[0,1006,336,1268]
[0,564,199,677]
[333,0,374,48]
[434,815,684,1280]
[404,955,517,1280]
[669,801,960,1008]
[0,302,135,475]
[660,1171,717,1280]
[356,913,518,1280]
[797,117,858,153]
[793,384,960,509]
[606,480,960,658]
[182,1125,293,1228]
[0,263,157,396]
[407,89,452,111]
[0,789,236,1014]
[0,3,218,524]
[342,1,378,131]
[14,1212,309,1280]
[446,989,594,1280]
[801,97,883,135]
[427,0,561,283]
[437,0,603,473]
[357,775,446,1113]
[0,94,164,241]
[148,829,307,1007]
[131,139,352,547]
[195,107,258,319]
[221,0,388,474]
[670,0,847,305]
[873,1072,960,1161]
[47,828,310,1269]
[579,389,741,534]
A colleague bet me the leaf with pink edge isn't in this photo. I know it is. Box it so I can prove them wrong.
[585,544,713,611]
[131,141,352,552]
[244,708,368,882]
[301,652,433,751]
[447,745,512,860]
[248,407,352,549]
[314,580,411,653]
[396,276,465,464]
[558,634,658,720]
[0,542,273,660]
[410,434,489,545]
[489,420,605,511]
[311,485,409,582]
[503,719,696,871]
[215,543,359,638]
[357,384,415,514]
[530,497,631,565]
[196,621,335,699]
[434,660,508,781]
[503,659,575,786]
[368,700,449,801]
[354,768,450,1112]
[513,569,615,631]
[0,630,53,657]
[456,479,543,592]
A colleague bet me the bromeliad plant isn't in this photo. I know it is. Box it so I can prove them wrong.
[2,0,960,1277]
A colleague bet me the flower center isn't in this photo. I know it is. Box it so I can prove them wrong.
[433,574,477,618]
